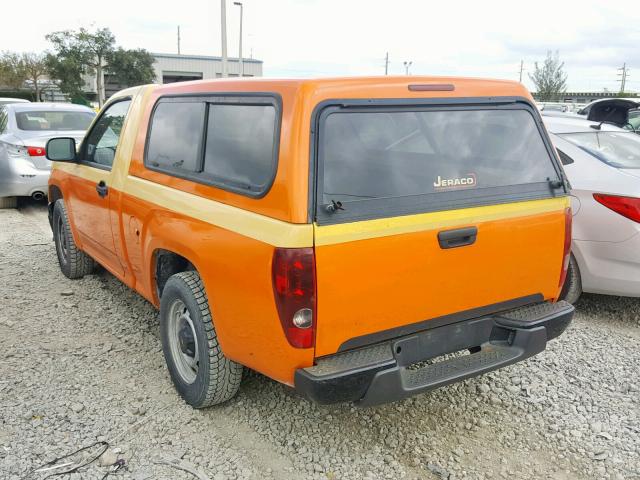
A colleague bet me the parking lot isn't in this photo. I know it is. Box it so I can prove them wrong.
[0,200,639,480]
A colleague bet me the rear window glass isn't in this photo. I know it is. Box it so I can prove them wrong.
[146,102,205,173]
[560,131,640,169]
[320,109,558,204]
[15,110,94,131]
[203,104,277,191]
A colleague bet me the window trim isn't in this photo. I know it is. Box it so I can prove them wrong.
[79,97,132,171]
[143,92,282,199]
[309,96,568,225]
[556,148,574,165]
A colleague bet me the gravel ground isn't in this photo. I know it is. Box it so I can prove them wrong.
[1,201,639,480]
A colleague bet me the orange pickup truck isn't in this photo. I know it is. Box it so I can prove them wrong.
[46,77,574,407]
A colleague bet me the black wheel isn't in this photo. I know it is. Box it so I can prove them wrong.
[160,271,242,408]
[52,200,95,279]
[559,254,582,304]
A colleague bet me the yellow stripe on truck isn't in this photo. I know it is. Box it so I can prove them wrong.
[314,197,570,246]
[53,162,314,248]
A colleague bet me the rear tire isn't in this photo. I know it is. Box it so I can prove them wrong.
[559,254,582,304]
[0,197,17,209]
[160,271,243,408]
[52,200,95,279]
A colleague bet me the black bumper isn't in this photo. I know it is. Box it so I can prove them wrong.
[295,300,573,407]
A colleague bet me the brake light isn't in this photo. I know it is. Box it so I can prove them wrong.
[27,146,45,157]
[272,247,316,349]
[593,193,640,223]
[559,207,572,288]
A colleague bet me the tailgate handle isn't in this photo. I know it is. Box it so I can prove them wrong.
[438,226,477,249]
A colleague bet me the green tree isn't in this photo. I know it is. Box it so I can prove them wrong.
[529,51,568,102]
[21,53,49,101]
[107,48,156,86]
[0,51,27,91]
[46,27,115,107]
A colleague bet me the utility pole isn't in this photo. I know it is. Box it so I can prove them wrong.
[518,59,524,83]
[384,52,389,75]
[177,26,181,55]
[618,63,629,94]
[403,61,412,76]
[221,0,228,77]
[234,2,244,77]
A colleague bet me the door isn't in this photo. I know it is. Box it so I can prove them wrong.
[312,100,570,357]
[67,99,131,274]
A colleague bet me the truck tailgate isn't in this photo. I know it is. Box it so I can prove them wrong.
[313,197,568,357]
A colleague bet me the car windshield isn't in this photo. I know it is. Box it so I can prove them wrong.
[560,131,640,169]
[15,110,94,131]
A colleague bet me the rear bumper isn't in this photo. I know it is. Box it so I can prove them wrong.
[295,301,573,406]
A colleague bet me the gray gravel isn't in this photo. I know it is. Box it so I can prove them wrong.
[1,202,639,480]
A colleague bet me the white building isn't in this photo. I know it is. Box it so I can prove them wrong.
[152,53,263,83]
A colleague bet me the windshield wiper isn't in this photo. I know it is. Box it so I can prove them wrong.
[325,199,345,213]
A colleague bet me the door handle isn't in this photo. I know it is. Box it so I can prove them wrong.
[438,226,478,249]
[96,180,108,198]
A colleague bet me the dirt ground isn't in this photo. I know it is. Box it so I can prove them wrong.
[1,200,638,480]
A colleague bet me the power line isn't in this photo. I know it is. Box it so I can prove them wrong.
[518,59,525,83]
[618,63,629,93]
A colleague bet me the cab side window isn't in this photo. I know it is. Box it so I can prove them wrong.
[83,100,131,168]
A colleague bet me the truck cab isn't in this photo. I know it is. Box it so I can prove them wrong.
[47,77,573,407]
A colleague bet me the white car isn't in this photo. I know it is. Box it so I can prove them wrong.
[0,102,95,208]
[544,114,640,302]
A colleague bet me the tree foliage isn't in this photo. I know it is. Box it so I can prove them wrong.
[46,27,116,106]
[107,48,156,86]
[0,51,50,100]
[529,51,568,102]
[21,53,49,101]
[0,51,27,90]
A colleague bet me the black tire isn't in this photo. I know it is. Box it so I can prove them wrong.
[559,254,582,304]
[160,271,242,408]
[52,200,95,279]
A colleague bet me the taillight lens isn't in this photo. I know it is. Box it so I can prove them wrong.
[559,207,572,288]
[27,146,45,157]
[272,247,316,349]
[593,193,640,223]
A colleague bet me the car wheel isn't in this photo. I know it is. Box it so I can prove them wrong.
[160,271,243,408]
[0,197,17,209]
[52,200,96,279]
[559,254,582,304]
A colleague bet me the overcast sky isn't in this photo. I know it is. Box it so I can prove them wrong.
[3,0,639,92]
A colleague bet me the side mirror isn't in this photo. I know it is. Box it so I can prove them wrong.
[46,137,77,162]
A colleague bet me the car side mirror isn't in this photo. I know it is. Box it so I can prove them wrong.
[46,137,77,162]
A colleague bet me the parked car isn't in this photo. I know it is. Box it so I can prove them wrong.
[46,78,573,408]
[577,98,640,128]
[0,97,30,106]
[544,113,640,302]
[0,102,95,208]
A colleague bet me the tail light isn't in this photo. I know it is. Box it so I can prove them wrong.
[593,193,640,223]
[559,207,572,288]
[27,146,45,157]
[272,247,316,349]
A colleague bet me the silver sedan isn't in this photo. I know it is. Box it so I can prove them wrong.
[544,113,640,302]
[0,102,95,208]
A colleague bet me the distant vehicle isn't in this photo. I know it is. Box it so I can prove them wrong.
[0,102,95,208]
[0,98,30,106]
[577,98,640,128]
[544,113,640,302]
[540,103,569,112]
